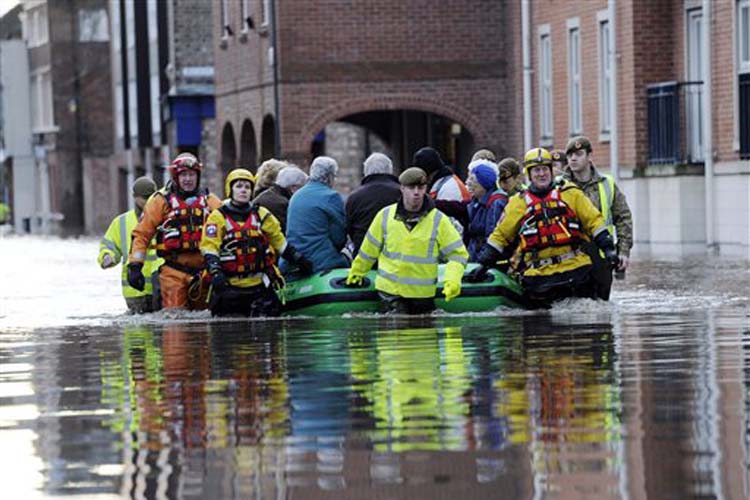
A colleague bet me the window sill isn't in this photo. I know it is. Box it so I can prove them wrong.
[32,126,59,135]
[259,24,269,37]
[598,132,611,143]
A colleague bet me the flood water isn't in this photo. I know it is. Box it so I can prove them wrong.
[1,236,749,499]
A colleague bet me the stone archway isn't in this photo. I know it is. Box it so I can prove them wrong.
[239,119,257,171]
[220,122,237,175]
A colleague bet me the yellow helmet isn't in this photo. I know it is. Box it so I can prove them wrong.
[522,147,553,176]
[224,168,256,197]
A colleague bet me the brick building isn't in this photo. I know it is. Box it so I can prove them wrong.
[213,0,522,187]
[20,0,113,235]
[522,0,749,254]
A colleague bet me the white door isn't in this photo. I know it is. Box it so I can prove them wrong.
[686,9,704,162]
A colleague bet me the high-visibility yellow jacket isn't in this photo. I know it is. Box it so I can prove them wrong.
[200,203,288,288]
[487,181,608,277]
[98,210,162,298]
[351,203,469,298]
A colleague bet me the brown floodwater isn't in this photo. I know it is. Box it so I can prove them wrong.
[0,237,748,499]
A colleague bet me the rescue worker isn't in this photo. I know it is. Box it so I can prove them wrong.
[98,176,162,313]
[468,148,618,309]
[346,167,469,314]
[562,136,633,299]
[200,169,312,317]
[550,149,567,178]
[127,153,222,309]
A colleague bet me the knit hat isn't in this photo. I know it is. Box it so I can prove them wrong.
[412,147,444,175]
[398,167,428,186]
[472,164,497,191]
[132,176,157,198]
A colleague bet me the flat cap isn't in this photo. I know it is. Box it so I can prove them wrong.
[399,167,428,186]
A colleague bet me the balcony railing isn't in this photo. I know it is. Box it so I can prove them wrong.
[740,73,750,159]
[647,81,704,165]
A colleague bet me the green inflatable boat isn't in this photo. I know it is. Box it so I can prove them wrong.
[279,263,524,316]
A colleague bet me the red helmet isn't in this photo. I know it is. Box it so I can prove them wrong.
[168,152,202,183]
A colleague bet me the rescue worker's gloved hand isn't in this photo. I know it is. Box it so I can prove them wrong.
[443,280,461,302]
[465,265,489,283]
[593,231,619,268]
[127,262,145,291]
[476,244,503,268]
[204,254,227,295]
[101,254,116,269]
[345,269,364,287]
[283,245,314,276]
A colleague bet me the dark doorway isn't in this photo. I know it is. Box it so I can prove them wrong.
[221,122,237,175]
[239,119,258,171]
[261,115,276,161]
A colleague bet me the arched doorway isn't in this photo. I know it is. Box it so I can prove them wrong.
[261,115,276,161]
[220,122,237,175]
[309,109,475,179]
[239,119,257,171]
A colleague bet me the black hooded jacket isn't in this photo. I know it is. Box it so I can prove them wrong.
[345,173,401,254]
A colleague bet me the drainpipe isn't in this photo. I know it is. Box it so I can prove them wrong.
[521,0,532,151]
[608,0,619,181]
[702,0,714,247]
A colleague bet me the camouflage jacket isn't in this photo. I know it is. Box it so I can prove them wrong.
[562,163,633,256]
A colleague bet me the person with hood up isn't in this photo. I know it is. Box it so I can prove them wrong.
[98,176,163,313]
[200,169,312,317]
[412,146,471,203]
[345,152,402,255]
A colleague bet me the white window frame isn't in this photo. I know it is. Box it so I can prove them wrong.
[567,17,582,136]
[147,0,161,143]
[263,0,271,27]
[538,24,553,144]
[241,0,251,33]
[685,7,704,162]
[597,10,611,141]
[30,66,55,132]
[24,5,49,48]
[221,0,230,38]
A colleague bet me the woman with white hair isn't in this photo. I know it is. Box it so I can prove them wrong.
[282,156,349,277]
[253,165,308,232]
[345,152,401,254]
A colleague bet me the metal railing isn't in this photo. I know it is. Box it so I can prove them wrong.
[647,81,704,165]
[740,73,750,159]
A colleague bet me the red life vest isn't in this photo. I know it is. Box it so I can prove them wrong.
[518,188,583,252]
[156,192,209,257]
[218,206,275,277]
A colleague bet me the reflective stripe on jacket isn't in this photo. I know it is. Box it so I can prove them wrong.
[351,203,469,298]
[98,209,162,298]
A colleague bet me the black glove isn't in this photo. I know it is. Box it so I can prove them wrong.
[476,244,503,268]
[465,265,490,283]
[204,254,227,295]
[127,262,145,291]
[593,231,618,268]
[283,245,314,276]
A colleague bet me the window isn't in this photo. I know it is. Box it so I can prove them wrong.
[567,18,582,135]
[263,0,271,27]
[30,67,54,131]
[23,5,49,48]
[241,0,252,32]
[147,0,161,143]
[738,0,750,156]
[538,25,553,141]
[221,0,231,37]
[597,11,611,138]
[78,8,109,42]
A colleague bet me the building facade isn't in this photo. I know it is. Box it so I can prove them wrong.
[522,0,749,255]
[19,0,113,236]
[213,0,522,186]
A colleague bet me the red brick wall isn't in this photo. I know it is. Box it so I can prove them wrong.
[214,0,521,168]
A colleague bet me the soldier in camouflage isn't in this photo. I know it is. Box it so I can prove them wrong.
[562,135,633,299]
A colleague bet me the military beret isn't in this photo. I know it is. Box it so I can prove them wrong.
[399,167,428,186]
[565,136,592,155]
